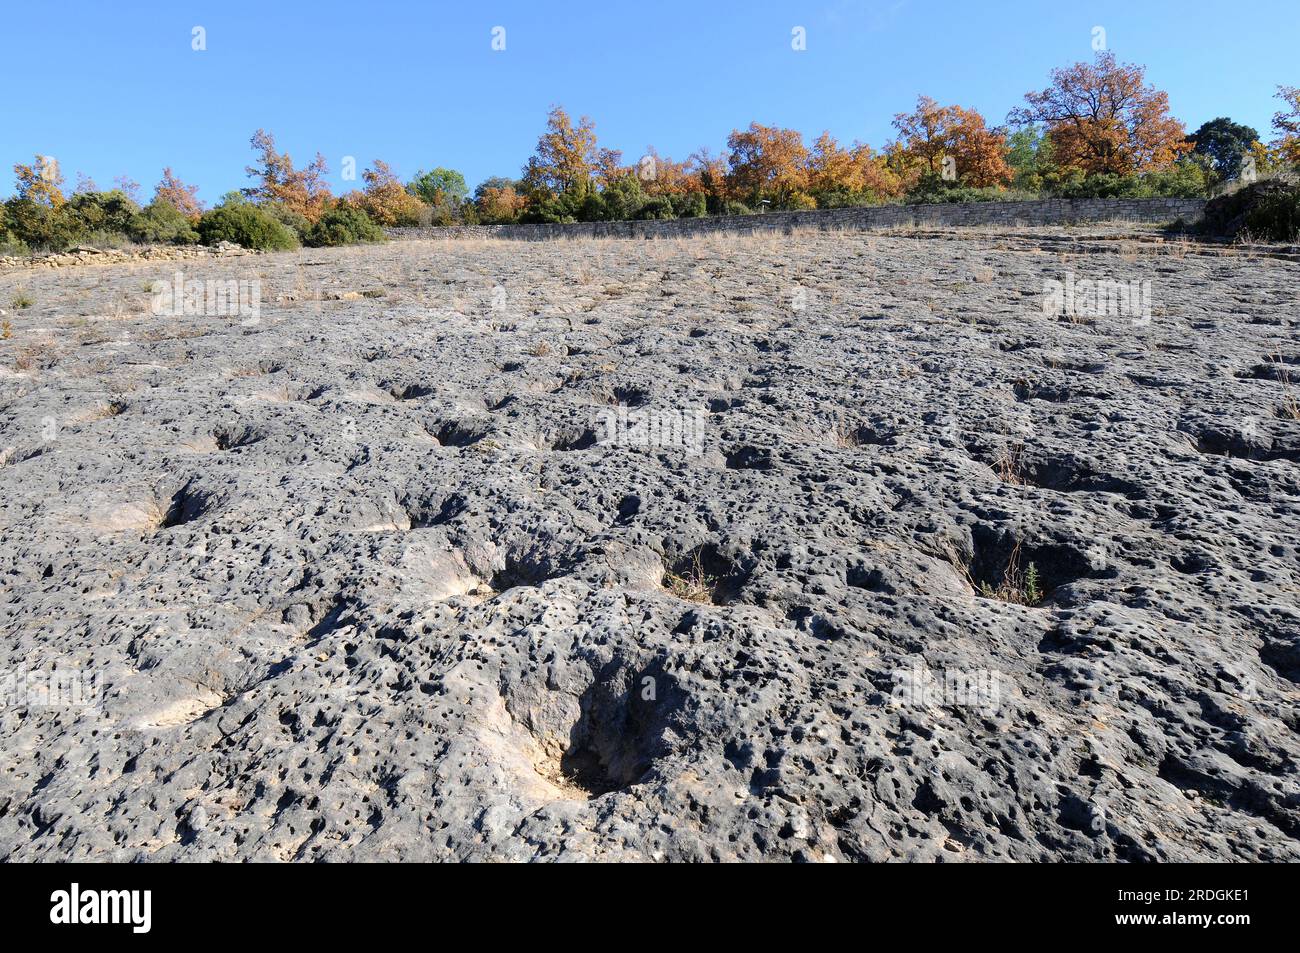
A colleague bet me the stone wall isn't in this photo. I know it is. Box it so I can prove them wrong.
[387,197,1206,243]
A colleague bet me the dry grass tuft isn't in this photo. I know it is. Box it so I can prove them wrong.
[663,551,716,604]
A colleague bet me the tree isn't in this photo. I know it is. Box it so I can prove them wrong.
[725,123,809,206]
[13,155,66,208]
[407,168,468,206]
[685,148,730,210]
[1190,118,1260,179]
[804,133,902,201]
[636,147,691,196]
[473,177,528,224]
[1273,86,1300,165]
[350,160,425,226]
[154,168,206,222]
[522,107,600,197]
[1010,53,1189,175]
[243,129,332,222]
[892,98,1012,187]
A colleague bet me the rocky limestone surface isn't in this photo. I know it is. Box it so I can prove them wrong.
[0,228,1297,861]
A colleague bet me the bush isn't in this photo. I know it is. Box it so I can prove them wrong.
[722,200,753,216]
[261,203,312,242]
[130,200,200,244]
[635,195,675,220]
[596,176,646,221]
[65,190,141,236]
[1199,177,1300,242]
[305,205,386,247]
[906,171,1006,204]
[671,192,707,218]
[197,203,299,250]
[2,197,82,251]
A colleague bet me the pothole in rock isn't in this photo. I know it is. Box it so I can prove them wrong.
[213,423,266,451]
[157,482,216,530]
[387,382,436,401]
[612,385,650,407]
[725,445,775,470]
[431,418,492,447]
[513,656,687,800]
[956,524,1096,606]
[403,491,470,528]
[1192,426,1299,463]
[489,549,576,592]
[662,543,755,605]
[971,445,1144,496]
[550,427,600,451]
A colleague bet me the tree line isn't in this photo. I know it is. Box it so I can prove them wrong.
[3,52,1298,252]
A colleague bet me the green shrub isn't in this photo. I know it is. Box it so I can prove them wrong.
[722,200,752,216]
[130,201,200,244]
[671,192,707,218]
[261,203,312,242]
[635,195,675,220]
[305,205,386,247]
[64,190,140,237]
[599,176,646,221]
[198,203,299,250]
[2,197,82,251]
[906,172,1006,204]
[521,188,589,224]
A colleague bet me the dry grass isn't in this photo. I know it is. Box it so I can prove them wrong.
[993,441,1026,485]
[1271,352,1300,420]
[963,541,1044,606]
[663,551,716,604]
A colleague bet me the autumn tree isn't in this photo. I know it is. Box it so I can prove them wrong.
[243,129,332,222]
[1273,86,1300,165]
[473,176,528,224]
[154,167,205,222]
[804,133,902,200]
[890,97,1012,188]
[13,155,66,208]
[522,107,601,197]
[685,148,730,209]
[635,147,692,196]
[1010,53,1188,175]
[349,160,425,226]
[725,124,809,206]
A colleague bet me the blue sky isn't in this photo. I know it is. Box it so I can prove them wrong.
[4,0,1296,203]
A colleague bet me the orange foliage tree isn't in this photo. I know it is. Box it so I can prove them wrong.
[154,168,205,221]
[805,132,903,199]
[14,155,66,208]
[1273,86,1300,165]
[725,124,809,206]
[891,97,1011,187]
[1010,53,1188,175]
[243,129,332,222]
[523,107,601,197]
[347,160,425,226]
[475,180,529,223]
[685,148,730,206]
[637,147,692,196]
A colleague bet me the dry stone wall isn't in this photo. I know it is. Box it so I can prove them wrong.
[388,197,1206,242]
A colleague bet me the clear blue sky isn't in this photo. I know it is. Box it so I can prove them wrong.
[4,0,1296,203]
